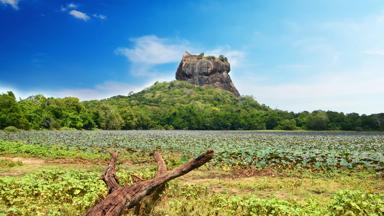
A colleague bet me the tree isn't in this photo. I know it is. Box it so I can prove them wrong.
[326,111,345,130]
[343,113,362,130]
[2,81,384,131]
[296,111,309,129]
[18,95,47,129]
[120,108,138,129]
[306,111,329,130]
[265,112,279,130]
[96,104,124,130]
[241,110,266,130]
[277,119,297,130]
[360,114,379,130]
[0,91,29,129]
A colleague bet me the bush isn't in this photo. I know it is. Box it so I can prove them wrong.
[277,119,297,130]
[306,112,329,130]
[3,126,19,133]
[60,127,77,131]
[0,169,107,215]
[0,140,104,160]
[328,190,384,215]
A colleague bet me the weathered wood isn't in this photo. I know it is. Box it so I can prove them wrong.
[133,151,168,215]
[153,151,167,176]
[86,150,214,216]
[102,152,120,194]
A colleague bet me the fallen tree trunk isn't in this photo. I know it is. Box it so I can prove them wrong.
[86,150,214,216]
[133,152,167,215]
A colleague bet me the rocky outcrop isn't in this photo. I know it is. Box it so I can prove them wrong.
[175,52,240,96]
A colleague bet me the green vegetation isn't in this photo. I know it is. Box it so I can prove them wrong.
[1,131,383,171]
[1,81,383,131]
[0,169,106,215]
[0,140,105,160]
[0,159,22,170]
[157,188,384,216]
[193,52,229,63]
[0,131,383,215]
[0,91,94,130]
[328,190,384,215]
[3,126,19,133]
[0,83,383,214]
[0,166,383,215]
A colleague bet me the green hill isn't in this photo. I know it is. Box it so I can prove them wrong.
[107,81,267,110]
[1,80,383,131]
[84,80,271,130]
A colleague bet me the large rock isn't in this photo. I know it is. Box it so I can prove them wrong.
[175,52,240,96]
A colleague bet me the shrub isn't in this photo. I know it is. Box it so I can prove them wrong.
[328,190,384,215]
[3,126,19,133]
[277,119,297,130]
[60,127,77,131]
[0,169,107,215]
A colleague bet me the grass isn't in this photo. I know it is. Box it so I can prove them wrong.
[0,136,383,215]
[0,140,105,160]
[1,153,383,215]
[182,171,383,204]
[0,159,23,171]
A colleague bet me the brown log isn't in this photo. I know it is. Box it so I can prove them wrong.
[102,152,120,194]
[153,151,167,176]
[133,151,168,215]
[87,150,214,216]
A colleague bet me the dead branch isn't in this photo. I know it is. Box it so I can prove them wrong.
[86,150,214,216]
[153,151,167,176]
[133,151,168,215]
[102,152,120,194]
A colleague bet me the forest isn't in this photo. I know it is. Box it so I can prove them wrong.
[1,81,383,131]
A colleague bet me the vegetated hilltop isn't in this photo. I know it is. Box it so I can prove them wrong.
[84,80,270,130]
[1,80,384,131]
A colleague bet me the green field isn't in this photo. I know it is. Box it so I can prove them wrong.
[0,131,383,215]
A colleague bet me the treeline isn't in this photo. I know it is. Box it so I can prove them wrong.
[0,91,95,130]
[1,81,383,131]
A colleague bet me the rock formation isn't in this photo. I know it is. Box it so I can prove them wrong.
[175,52,240,96]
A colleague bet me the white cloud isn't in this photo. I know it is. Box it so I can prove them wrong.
[228,12,384,115]
[2,35,242,101]
[115,35,244,77]
[61,3,77,12]
[62,4,106,22]
[0,80,161,101]
[115,35,190,65]
[206,47,244,67]
[237,68,384,114]
[93,14,107,20]
[69,9,90,21]
[67,3,77,9]
[363,49,384,56]
[115,35,190,77]
[0,0,19,9]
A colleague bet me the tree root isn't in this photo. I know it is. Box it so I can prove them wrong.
[86,150,214,216]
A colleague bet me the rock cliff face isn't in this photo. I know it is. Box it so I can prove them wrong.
[175,52,240,96]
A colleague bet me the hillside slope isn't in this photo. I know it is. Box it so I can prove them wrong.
[108,81,265,109]
[84,81,271,130]
[1,81,383,131]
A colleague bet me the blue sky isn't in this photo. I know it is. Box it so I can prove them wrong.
[1,0,384,114]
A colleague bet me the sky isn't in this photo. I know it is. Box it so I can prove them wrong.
[1,0,384,114]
